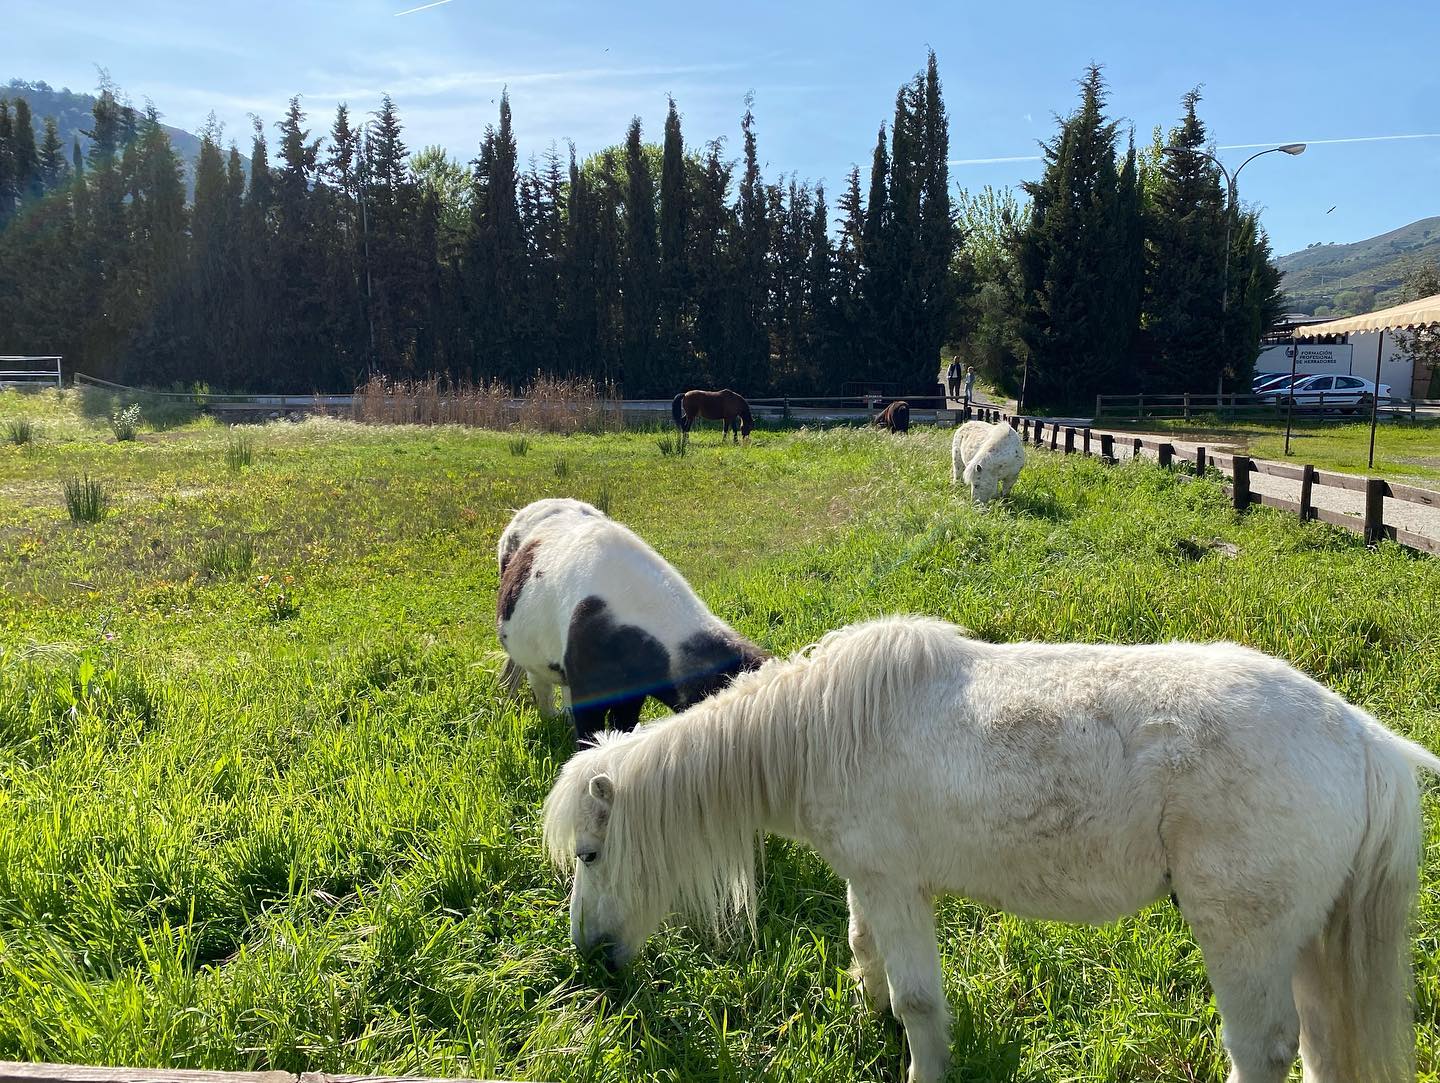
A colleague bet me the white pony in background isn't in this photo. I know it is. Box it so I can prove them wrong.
[544,615,1439,1083]
[497,498,768,742]
[952,420,1024,502]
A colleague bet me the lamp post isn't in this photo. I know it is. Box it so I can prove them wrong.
[1162,143,1305,400]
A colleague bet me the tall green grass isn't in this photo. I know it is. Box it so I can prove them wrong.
[0,414,1436,1081]
[5,418,35,444]
[61,473,108,522]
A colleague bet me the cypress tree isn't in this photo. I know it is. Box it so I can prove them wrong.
[0,102,15,230]
[732,102,769,392]
[11,98,42,206]
[1144,88,1227,392]
[1015,66,1131,408]
[915,51,958,394]
[805,182,835,391]
[688,138,733,387]
[621,117,660,394]
[657,97,689,380]
[860,124,892,386]
[561,145,601,381]
[38,117,68,192]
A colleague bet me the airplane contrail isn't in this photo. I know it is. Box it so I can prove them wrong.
[394,0,459,15]
[1219,133,1440,149]
[950,132,1440,167]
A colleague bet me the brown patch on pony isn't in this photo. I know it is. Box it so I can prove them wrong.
[874,400,910,433]
[498,538,541,622]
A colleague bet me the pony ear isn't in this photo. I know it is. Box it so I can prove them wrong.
[588,773,615,807]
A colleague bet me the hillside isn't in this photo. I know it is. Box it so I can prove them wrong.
[2,79,210,190]
[1278,216,1440,316]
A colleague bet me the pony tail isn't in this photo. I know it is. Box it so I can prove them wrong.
[671,394,685,426]
[1294,729,1424,1082]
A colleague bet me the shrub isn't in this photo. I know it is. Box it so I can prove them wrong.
[553,457,571,478]
[656,433,688,457]
[110,403,142,441]
[508,436,530,456]
[5,419,35,445]
[63,475,108,522]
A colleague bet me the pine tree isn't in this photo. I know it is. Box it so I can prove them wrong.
[621,117,660,394]
[860,124,892,386]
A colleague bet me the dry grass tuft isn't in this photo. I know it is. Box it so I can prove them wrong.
[351,373,622,434]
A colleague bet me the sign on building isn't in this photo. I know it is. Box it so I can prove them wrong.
[1255,343,1354,375]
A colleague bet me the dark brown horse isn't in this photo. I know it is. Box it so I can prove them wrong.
[874,400,910,433]
[672,389,754,443]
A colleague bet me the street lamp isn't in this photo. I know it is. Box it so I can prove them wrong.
[1162,142,1306,398]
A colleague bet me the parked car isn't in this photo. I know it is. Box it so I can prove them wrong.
[1257,373,1391,412]
[1252,372,1300,394]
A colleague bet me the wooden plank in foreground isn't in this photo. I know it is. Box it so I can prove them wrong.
[0,1066,293,1083]
[0,1065,510,1083]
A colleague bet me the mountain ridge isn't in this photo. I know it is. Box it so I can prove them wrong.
[1277,216,1440,316]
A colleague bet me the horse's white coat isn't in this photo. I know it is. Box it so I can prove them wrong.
[497,497,605,573]
[952,420,1024,501]
[543,615,1439,1083]
[498,500,760,733]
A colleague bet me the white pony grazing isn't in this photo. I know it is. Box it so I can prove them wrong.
[544,615,1439,1083]
[497,499,768,742]
[952,420,1024,501]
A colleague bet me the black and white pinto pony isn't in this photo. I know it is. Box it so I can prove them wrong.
[544,615,1440,1083]
[497,498,769,742]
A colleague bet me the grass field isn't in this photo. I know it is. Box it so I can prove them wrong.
[1,388,1437,1082]
[1106,414,1440,484]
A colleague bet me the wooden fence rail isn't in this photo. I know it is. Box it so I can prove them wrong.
[0,1062,507,1083]
[959,405,1440,559]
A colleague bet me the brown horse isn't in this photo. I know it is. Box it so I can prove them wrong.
[874,400,910,432]
[672,389,754,443]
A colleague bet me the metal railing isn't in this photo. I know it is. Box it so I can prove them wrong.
[0,355,63,388]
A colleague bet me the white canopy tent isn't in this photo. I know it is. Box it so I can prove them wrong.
[1292,293,1440,467]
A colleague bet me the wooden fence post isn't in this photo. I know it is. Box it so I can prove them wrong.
[1137,393,1145,420]
[1158,442,1173,469]
[1364,479,1386,545]
[1009,415,1019,431]
[1049,424,1058,450]
[1299,465,1315,521]
[1195,447,1206,476]
[1033,421,1044,446]
[1183,392,1190,421]
[1100,433,1114,463]
[1083,428,1091,455]
[1064,427,1075,454]
[1133,437,1143,459]
[1095,394,1102,419]
[1232,455,1252,511]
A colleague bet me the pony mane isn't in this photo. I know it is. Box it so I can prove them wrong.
[542,615,968,929]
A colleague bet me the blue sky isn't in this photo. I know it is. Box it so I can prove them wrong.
[4,0,1436,257]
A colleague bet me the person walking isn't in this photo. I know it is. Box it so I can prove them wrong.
[946,358,961,402]
[963,365,976,410]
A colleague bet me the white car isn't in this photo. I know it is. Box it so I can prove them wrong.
[1259,374,1391,412]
